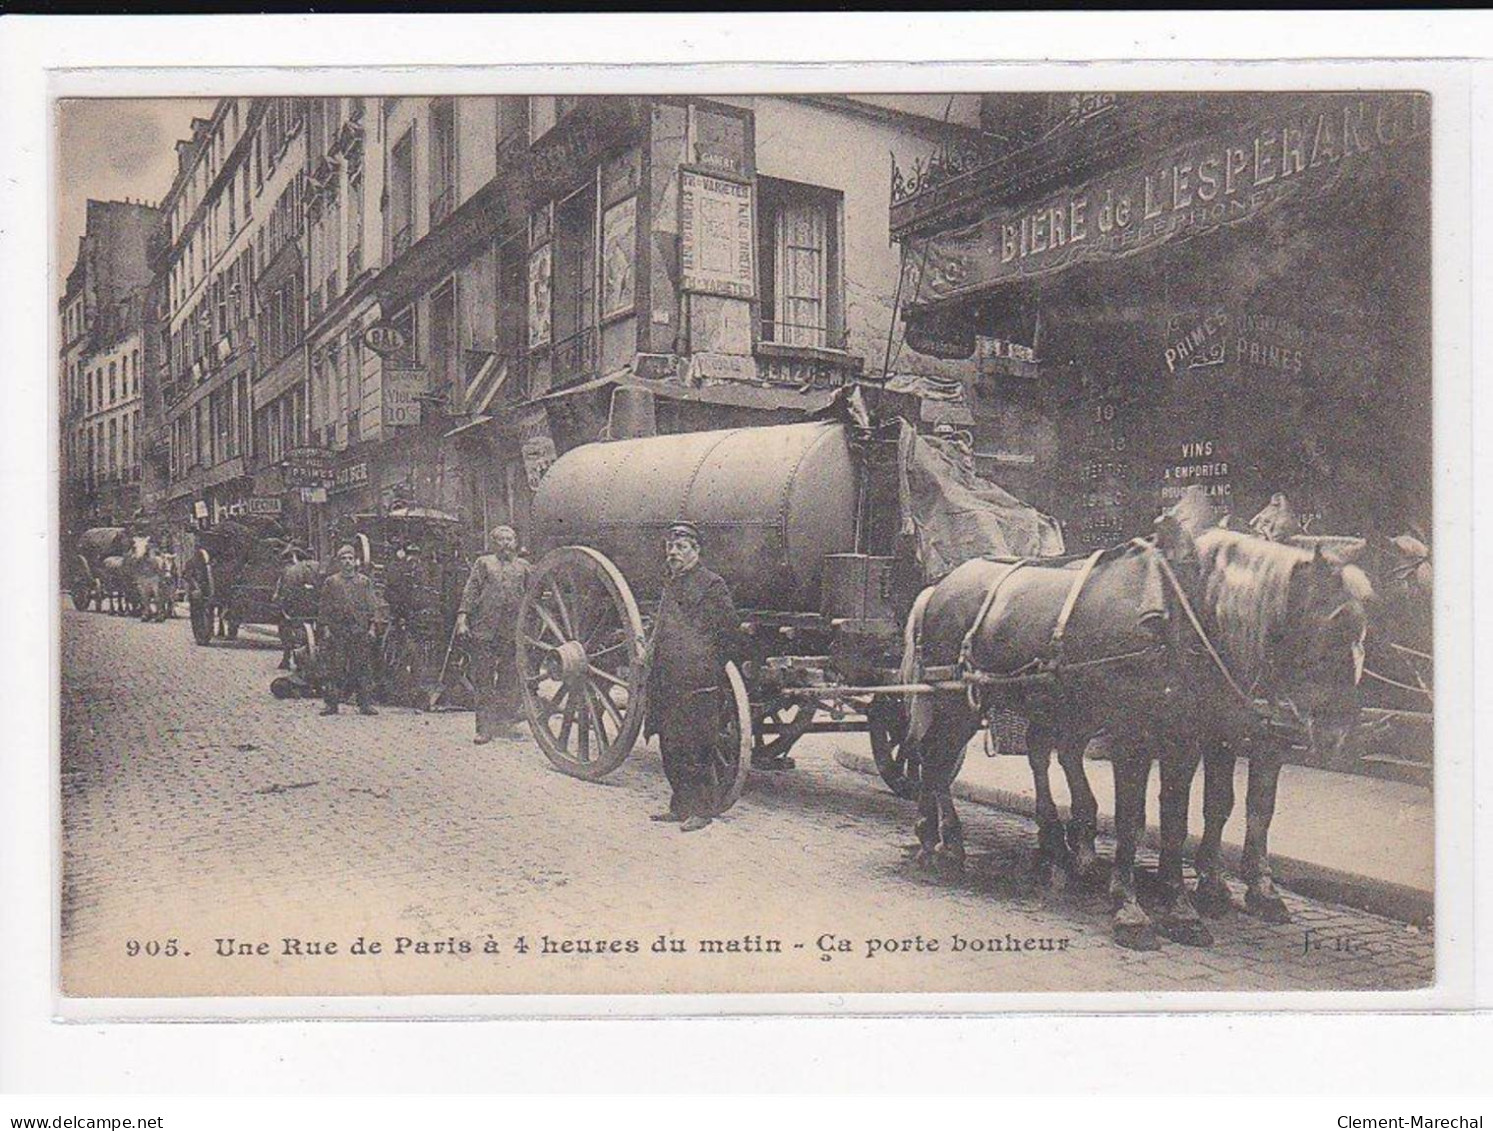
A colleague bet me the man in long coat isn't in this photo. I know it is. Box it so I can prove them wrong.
[456,525,531,743]
[646,521,743,832]
[318,544,380,716]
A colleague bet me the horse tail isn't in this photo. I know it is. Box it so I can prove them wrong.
[899,585,938,748]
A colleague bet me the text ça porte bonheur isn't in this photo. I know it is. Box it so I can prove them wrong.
[209,933,1074,961]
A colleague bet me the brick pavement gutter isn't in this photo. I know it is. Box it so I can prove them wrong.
[834,750,1433,928]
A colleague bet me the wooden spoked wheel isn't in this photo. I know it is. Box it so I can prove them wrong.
[71,563,94,611]
[517,547,647,781]
[868,694,966,800]
[701,662,753,815]
[752,699,816,765]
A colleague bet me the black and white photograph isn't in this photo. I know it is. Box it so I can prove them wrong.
[53,86,1439,1000]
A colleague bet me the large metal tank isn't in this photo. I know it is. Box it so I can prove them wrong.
[531,421,860,611]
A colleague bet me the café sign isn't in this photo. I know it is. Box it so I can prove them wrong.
[903,93,1429,308]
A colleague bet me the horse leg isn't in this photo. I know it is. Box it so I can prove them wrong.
[1242,742,1291,923]
[926,709,976,877]
[1154,735,1212,947]
[913,780,940,869]
[1108,746,1159,951]
[1026,729,1065,886]
[1058,733,1103,886]
[1194,744,1238,916]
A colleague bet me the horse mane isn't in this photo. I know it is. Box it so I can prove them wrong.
[1193,528,1311,691]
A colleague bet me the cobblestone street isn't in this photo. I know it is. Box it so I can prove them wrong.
[59,604,1433,998]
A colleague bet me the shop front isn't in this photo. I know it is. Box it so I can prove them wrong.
[894,92,1432,550]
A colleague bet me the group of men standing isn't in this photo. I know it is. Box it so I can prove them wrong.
[274,519,742,832]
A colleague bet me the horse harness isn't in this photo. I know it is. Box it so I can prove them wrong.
[942,539,1315,740]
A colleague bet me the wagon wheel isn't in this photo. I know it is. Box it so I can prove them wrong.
[188,552,215,645]
[189,599,214,646]
[71,560,94,612]
[868,695,967,800]
[700,662,754,815]
[752,699,816,767]
[518,546,647,781]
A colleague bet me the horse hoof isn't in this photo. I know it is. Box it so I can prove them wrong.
[1030,855,1055,888]
[933,845,966,878]
[1156,914,1214,948]
[1113,920,1160,952]
[1072,854,1106,890]
[1194,879,1236,918]
[1245,890,1292,924]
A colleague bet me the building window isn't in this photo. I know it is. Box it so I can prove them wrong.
[429,281,459,404]
[346,152,364,281]
[227,179,237,237]
[109,361,117,405]
[552,183,597,386]
[388,128,414,257]
[756,177,843,350]
[430,98,457,226]
[496,95,528,158]
[529,97,557,141]
[109,418,118,479]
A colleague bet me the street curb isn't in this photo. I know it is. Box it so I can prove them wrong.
[834,749,1433,927]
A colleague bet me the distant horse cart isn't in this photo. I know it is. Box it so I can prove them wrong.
[183,517,294,645]
[70,527,131,612]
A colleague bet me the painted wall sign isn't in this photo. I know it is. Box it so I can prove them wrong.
[528,242,553,349]
[362,322,407,357]
[520,435,557,491]
[247,496,284,516]
[601,195,637,320]
[903,93,1430,309]
[382,369,426,428]
[679,170,756,299]
[282,446,336,488]
[330,462,370,496]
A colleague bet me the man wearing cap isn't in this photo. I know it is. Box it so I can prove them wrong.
[456,525,531,743]
[646,521,743,832]
[317,544,380,716]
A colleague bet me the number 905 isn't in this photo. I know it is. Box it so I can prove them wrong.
[125,938,181,957]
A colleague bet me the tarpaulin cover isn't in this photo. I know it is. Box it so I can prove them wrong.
[899,423,1065,581]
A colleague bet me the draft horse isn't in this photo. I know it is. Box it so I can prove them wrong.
[898,513,1369,949]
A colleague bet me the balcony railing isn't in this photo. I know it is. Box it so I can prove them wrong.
[552,327,599,389]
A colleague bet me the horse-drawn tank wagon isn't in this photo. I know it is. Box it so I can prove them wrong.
[515,405,1063,813]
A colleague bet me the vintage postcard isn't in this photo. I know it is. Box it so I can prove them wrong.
[54,80,1450,1006]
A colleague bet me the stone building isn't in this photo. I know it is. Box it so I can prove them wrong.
[59,198,161,537]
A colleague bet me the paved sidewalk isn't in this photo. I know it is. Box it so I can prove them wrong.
[836,743,1433,925]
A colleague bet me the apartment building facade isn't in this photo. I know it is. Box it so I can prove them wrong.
[143,94,985,556]
[59,198,161,538]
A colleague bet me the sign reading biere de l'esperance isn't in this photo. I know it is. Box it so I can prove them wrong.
[903,92,1430,307]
